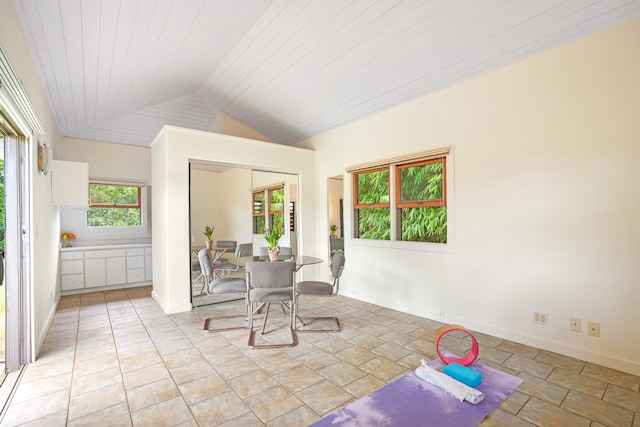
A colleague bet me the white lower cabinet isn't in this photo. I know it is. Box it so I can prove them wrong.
[60,244,152,293]
[61,252,84,291]
[107,257,127,285]
[85,259,106,288]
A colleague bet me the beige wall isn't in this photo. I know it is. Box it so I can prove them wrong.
[210,112,275,143]
[297,17,640,375]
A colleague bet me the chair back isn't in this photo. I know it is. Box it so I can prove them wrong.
[279,246,293,257]
[331,252,346,292]
[216,240,237,250]
[198,248,215,279]
[247,261,296,289]
[236,243,253,257]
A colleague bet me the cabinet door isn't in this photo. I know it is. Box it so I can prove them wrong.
[106,257,127,285]
[85,259,106,288]
[127,269,145,283]
[62,274,84,290]
[127,255,145,270]
[61,260,83,275]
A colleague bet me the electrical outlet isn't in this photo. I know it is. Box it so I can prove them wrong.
[533,311,548,325]
[570,317,582,332]
[588,321,600,337]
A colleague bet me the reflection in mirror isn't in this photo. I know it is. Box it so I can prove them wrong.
[189,160,253,307]
[328,175,344,263]
[251,170,299,256]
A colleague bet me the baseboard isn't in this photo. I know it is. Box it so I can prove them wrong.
[151,290,192,314]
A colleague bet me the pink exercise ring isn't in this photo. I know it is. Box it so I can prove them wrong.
[435,324,479,366]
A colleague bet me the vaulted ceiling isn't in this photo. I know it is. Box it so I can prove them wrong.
[12,0,640,147]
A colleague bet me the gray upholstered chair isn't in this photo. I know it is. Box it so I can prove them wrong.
[295,252,345,333]
[246,260,297,348]
[215,242,252,277]
[198,248,248,333]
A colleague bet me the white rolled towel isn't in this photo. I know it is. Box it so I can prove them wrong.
[415,360,485,405]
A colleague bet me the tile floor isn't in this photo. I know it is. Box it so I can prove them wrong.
[1,286,639,426]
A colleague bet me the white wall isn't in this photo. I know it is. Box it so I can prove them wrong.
[151,127,316,314]
[297,18,640,375]
[189,168,223,246]
[1,0,64,358]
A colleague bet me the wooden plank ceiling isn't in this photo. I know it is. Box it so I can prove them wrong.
[12,0,640,146]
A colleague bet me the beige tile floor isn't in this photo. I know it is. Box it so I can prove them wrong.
[1,286,639,426]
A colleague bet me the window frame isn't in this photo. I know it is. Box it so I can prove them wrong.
[351,150,451,246]
[268,186,285,233]
[353,166,390,209]
[395,157,447,208]
[89,184,142,209]
[80,181,148,233]
[252,191,266,234]
[353,167,391,240]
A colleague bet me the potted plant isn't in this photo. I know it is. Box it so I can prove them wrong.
[264,220,284,261]
[330,224,338,238]
[203,225,215,249]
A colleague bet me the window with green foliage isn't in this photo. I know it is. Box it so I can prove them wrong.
[269,187,284,233]
[253,191,265,234]
[354,167,390,240]
[396,158,447,243]
[353,155,448,243]
[88,184,142,227]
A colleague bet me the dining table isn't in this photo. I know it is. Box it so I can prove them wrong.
[229,254,323,271]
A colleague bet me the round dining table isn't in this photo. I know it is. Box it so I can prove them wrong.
[229,255,323,270]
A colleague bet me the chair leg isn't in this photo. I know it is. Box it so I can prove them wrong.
[260,303,271,334]
[248,300,297,349]
[203,298,249,332]
[294,295,341,333]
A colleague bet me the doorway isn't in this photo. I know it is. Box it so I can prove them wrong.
[328,175,344,261]
[0,108,33,416]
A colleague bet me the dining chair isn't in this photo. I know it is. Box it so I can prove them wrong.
[246,260,297,348]
[295,252,345,332]
[215,242,252,277]
[198,248,248,333]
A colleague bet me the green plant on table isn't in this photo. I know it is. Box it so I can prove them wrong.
[203,225,215,241]
[264,216,284,250]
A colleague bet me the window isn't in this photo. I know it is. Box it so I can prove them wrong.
[87,183,142,227]
[351,149,449,243]
[269,186,284,232]
[396,157,447,243]
[253,191,265,234]
[354,167,390,240]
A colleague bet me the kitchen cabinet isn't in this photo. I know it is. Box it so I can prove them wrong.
[59,244,152,294]
[61,252,84,291]
[51,160,89,207]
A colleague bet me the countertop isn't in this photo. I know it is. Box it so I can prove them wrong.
[60,243,151,252]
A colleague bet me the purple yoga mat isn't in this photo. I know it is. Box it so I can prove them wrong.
[309,359,523,427]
